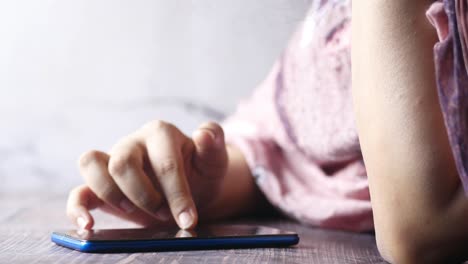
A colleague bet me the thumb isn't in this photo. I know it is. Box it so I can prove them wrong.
[191,121,228,178]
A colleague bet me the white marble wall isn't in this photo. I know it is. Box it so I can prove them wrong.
[0,0,311,193]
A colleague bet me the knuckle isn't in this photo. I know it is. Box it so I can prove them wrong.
[143,120,173,133]
[201,121,222,131]
[199,121,224,138]
[68,185,85,202]
[168,190,190,207]
[108,156,127,177]
[78,150,102,168]
[157,158,179,176]
[142,120,179,139]
[108,153,139,177]
[95,183,115,201]
[134,192,158,209]
[68,186,80,197]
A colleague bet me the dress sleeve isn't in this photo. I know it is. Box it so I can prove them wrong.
[427,0,468,194]
[222,60,289,197]
[222,58,318,223]
[222,2,374,232]
[222,57,373,232]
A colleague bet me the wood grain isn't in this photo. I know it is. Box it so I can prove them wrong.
[0,193,387,264]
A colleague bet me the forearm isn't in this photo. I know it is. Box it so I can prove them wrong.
[199,144,268,221]
[353,0,468,262]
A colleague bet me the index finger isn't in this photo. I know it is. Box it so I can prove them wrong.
[144,125,197,229]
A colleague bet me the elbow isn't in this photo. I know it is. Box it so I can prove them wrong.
[375,216,468,264]
[375,230,422,264]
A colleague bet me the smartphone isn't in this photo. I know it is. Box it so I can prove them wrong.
[51,224,299,253]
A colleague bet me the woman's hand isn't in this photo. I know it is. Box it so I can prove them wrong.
[66,120,231,230]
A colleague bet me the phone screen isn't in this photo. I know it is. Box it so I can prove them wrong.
[61,224,289,241]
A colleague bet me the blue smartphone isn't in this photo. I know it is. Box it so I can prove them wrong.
[51,224,299,253]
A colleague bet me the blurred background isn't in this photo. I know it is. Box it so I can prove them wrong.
[0,0,311,194]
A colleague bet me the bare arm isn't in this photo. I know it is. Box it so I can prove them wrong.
[353,0,468,262]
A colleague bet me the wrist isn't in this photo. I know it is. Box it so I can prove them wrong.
[198,144,260,221]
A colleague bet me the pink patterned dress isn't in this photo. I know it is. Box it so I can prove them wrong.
[223,0,468,232]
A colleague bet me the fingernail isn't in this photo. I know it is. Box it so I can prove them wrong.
[195,129,216,142]
[119,198,135,213]
[178,210,193,229]
[205,129,223,147]
[204,130,216,141]
[154,207,171,222]
[77,216,87,229]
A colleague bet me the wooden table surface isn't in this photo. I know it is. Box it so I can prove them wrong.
[0,193,388,264]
